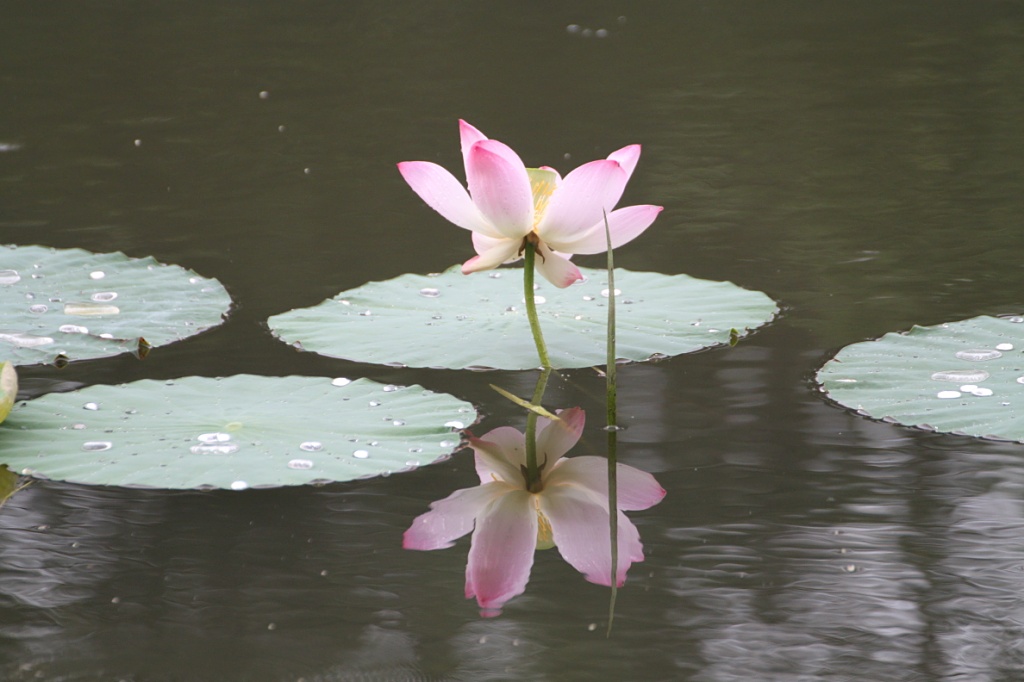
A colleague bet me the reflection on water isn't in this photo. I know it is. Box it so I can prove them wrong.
[404,407,664,617]
[2,0,1024,680]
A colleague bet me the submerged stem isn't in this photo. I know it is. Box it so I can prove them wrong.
[604,210,619,637]
[523,367,552,491]
[522,242,551,370]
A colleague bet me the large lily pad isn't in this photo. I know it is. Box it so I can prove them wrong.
[817,315,1024,441]
[267,265,777,370]
[0,375,476,489]
[0,245,232,366]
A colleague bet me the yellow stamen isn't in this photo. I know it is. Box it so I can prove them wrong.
[535,500,555,550]
[527,168,558,231]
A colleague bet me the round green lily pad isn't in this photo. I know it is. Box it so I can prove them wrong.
[0,245,232,366]
[817,315,1024,441]
[0,375,476,489]
[267,265,778,370]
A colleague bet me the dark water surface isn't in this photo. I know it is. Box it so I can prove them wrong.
[2,2,1024,680]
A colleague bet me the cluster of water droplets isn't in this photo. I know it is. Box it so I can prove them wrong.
[930,342,1015,400]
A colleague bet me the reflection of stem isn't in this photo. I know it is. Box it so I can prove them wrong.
[524,367,552,491]
[604,210,619,637]
[522,242,551,370]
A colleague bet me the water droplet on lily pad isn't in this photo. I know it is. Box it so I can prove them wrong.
[28,304,48,314]
[955,349,1002,362]
[288,459,314,470]
[937,390,962,399]
[90,292,118,302]
[601,288,622,298]
[299,441,323,452]
[0,270,21,285]
[230,480,248,491]
[59,324,89,334]
[0,332,54,348]
[83,402,100,411]
[89,271,105,280]
[331,377,351,387]
[931,369,990,383]
[444,420,465,429]
[82,441,112,451]
[197,432,231,444]
[382,385,399,393]
[353,450,369,459]
[996,343,1014,351]
[64,302,120,316]
[419,288,441,298]
[190,443,240,455]
[439,440,457,448]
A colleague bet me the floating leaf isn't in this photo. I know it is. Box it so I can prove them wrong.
[268,266,777,370]
[817,315,1024,441]
[0,245,231,366]
[0,362,16,423]
[0,376,476,489]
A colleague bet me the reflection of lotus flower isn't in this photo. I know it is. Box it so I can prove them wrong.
[397,120,663,288]
[403,408,665,615]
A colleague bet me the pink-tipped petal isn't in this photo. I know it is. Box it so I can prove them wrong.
[461,238,521,274]
[607,144,641,181]
[534,243,583,288]
[397,161,500,238]
[535,407,585,469]
[547,456,667,511]
[465,489,537,611]
[459,119,488,168]
[403,482,510,550]
[540,485,644,587]
[546,204,663,255]
[466,140,534,240]
[470,426,527,484]
[538,159,627,244]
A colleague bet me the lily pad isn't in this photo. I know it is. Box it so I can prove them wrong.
[817,315,1024,441]
[0,245,232,366]
[0,375,476,489]
[267,265,777,370]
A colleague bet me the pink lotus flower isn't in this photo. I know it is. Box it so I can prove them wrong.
[403,408,665,616]
[397,121,663,288]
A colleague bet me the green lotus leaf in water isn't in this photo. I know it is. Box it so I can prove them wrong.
[0,245,232,366]
[267,265,778,371]
[0,376,476,489]
[817,315,1024,441]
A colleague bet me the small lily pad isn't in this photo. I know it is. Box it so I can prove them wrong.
[0,245,232,366]
[817,315,1024,441]
[0,375,476,489]
[267,265,777,370]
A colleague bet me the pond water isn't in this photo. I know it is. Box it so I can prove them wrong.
[2,2,1024,680]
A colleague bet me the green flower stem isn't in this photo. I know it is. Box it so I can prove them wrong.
[604,210,619,636]
[523,366,551,491]
[522,242,552,370]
